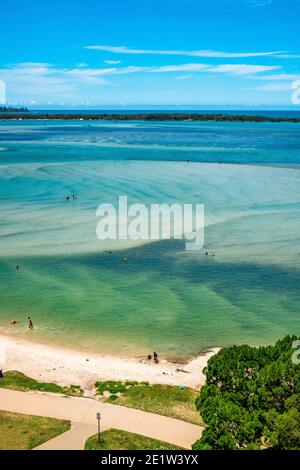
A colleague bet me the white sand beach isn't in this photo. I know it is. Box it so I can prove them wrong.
[0,333,219,392]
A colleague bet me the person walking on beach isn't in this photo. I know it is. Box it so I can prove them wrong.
[28,316,33,329]
[153,351,159,363]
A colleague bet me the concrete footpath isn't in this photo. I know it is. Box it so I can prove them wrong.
[0,388,203,449]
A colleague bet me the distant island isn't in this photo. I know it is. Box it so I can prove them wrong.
[0,112,300,123]
[0,106,29,113]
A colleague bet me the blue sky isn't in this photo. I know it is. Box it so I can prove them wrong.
[1,0,299,108]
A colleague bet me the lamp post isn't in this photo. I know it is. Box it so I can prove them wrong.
[96,412,101,446]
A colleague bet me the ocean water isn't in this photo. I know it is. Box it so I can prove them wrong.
[0,118,300,359]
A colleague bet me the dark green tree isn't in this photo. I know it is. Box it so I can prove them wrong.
[193,335,300,450]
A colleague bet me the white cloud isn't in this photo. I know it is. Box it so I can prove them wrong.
[104,60,121,64]
[63,64,208,76]
[15,62,53,68]
[85,44,286,58]
[67,62,278,76]
[208,63,281,75]
[245,0,272,7]
[251,73,300,80]
[0,62,111,103]
[249,83,294,91]
[65,67,117,77]
[0,60,286,104]
[76,62,88,67]
[175,74,194,80]
[276,54,300,59]
[151,64,208,73]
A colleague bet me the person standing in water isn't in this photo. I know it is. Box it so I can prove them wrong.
[28,316,33,329]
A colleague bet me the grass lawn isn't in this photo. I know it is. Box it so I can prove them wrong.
[0,371,83,396]
[85,428,184,450]
[95,381,202,425]
[0,410,70,450]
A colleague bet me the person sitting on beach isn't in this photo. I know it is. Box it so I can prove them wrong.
[147,354,152,361]
[153,352,159,363]
[28,316,33,329]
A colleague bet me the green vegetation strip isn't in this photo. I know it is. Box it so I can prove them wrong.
[0,410,70,450]
[95,380,202,425]
[1,113,300,123]
[85,428,183,450]
[0,371,83,396]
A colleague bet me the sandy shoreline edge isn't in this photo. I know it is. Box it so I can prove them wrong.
[0,333,220,391]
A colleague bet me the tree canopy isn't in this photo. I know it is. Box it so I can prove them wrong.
[193,336,300,450]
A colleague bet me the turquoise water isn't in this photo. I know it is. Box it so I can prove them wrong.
[0,120,300,359]
[1,120,300,166]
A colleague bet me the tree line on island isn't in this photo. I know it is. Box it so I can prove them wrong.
[0,112,300,123]
[193,335,300,450]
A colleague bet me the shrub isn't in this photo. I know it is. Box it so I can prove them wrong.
[95,381,127,395]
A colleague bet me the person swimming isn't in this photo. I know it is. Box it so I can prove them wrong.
[205,251,215,257]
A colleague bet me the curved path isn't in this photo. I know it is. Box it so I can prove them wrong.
[0,389,202,450]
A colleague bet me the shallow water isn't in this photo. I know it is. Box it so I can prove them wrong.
[0,120,299,359]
